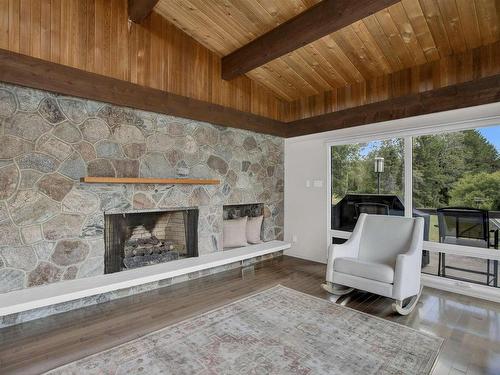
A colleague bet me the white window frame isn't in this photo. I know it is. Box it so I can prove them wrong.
[325,106,500,301]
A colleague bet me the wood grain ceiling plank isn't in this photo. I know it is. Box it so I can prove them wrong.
[297,44,348,88]
[387,3,428,64]
[311,36,365,84]
[247,68,298,101]
[265,58,319,97]
[418,0,453,57]
[455,0,482,50]
[281,51,334,93]
[374,8,418,67]
[474,0,499,45]
[401,0,440,61]
[436,0,467,54]
[254,0,312,24]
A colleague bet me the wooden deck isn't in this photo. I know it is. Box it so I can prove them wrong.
[1,255,500,374]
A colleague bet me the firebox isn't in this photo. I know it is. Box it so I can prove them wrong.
[104,208,198,274]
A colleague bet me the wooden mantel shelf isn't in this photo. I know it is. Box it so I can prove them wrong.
[80,177,220,185]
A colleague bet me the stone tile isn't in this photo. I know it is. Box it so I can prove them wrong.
[145,133,176,152]
[53,122,82,143]
[51,239,89,266]
[0,89,17,117]
[19,170,43,189]
[133,192,155,209]
[32,241,55,260]
[189,187,210,206]
[77,257,103,278]
[8,190,60,225]
[207,155,228,175]
[97,105,143,129]
[0,219,21,246]
[243,136,258,151]
[73,141,97,161]
[87,159,115,177]
[140,153,175,178]
[81,213,104,238]
[28,261,62,287]
[0,164,19,200]
[123,143,146,159]
[95,140,123,158]
[58,98,88,124]
[38,97,66,124]
[63,266,78,280]
[37,173,74,201]
[14,86,45,111]
[62,189,99,215]
[0,202,8,222]
[165,149,183,167]
[20,225,43,244]
[80,118,111,143]
[0,245,37,271]
[87,238,105,257]
[113,124,145,144]
[4,113,52,141]
[58,152,86,180]
[36,134,73,161]
[15,152,59,173]
[0,269,25,292]
[193,126,219,146]
[111,159,139,178]
[43,214,85,240]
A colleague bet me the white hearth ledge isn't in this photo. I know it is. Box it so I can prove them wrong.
[0,241,290,316]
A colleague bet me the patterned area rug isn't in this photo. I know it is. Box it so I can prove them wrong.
[46,285,443,374]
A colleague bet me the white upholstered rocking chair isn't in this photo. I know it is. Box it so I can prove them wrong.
[323,213,424,315]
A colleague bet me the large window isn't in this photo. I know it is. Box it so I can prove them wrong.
[330,125,500,288]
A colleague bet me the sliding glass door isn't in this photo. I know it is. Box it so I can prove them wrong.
[329,124,500,289]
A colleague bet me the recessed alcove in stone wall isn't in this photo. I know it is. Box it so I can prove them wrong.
[0,82,284,294]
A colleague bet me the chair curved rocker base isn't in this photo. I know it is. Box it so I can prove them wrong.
[321,282,354,296]
[392,286,422,316]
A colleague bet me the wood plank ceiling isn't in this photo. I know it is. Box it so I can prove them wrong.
[155,0,500,102]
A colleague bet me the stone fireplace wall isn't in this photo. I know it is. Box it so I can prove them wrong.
[0,82,284,294]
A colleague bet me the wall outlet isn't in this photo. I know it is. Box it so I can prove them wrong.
[305,180,311,188]
[313,180,323,188]
[292,235,298,243]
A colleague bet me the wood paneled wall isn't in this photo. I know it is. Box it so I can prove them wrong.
[286,41,500,121]
[0,0,288,121]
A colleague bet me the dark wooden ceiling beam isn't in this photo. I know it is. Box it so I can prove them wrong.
[221,0,399,80]
[286,73,500,137]
[0,49,286,137]
[128,0,160,23]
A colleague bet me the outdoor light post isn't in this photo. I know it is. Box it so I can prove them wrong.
[374,157,384,194]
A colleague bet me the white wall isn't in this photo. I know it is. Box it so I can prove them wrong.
[284,137,329,263]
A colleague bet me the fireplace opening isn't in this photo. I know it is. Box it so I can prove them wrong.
[104,208,198,274]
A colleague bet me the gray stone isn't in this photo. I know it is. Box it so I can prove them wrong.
[39,97,65,124]
[21,225,43,244]
[5,113,52,141]
[97,105,143,129]
[133,193,155,209]
[53,122,82,143]
[0,269,25,293]
[176,161,190,177]
[51,239,89,266]
[28,261,62,287]
[0,136,33,159]
[140,153,175,178]
[0,219,21,246]
[19,170,42,189]
[113,125,145,144]
[32,241,55,260]
[123,143,146,159]
[36,134,73,161]
[181,135,198,154]
[243,136,258,151]
[14,86,45,111]
[189,187,210,206]
[81,213,104,238]
[37,173,74,201]
[16,152,59,173]
[8,190,60,225]
[207,155,228,175]
[95,140,123,158]
[80,118,110,143]
[63,189,99,215]
[111,159,139,178]
[146,133,175,152]
[58,98,88,124]
[63,266,78,280]
[0,202,8,222]
[88,238,105,257]
[193,126,219,146]
[77,257,103,278]
[166,149,183,167]
[98,192,131,212]
[87,159,115,177]
[0,164,19,200]
[0,246,37,271]
[59,152,86,180]
[73,142,97,161]
[0,89,17,117]
[43,214,85,241]
[242,161,251,172]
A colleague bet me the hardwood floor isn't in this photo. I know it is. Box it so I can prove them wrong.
[1,255,500,374]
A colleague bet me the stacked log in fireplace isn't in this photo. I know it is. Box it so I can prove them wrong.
[123,235,181,269]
